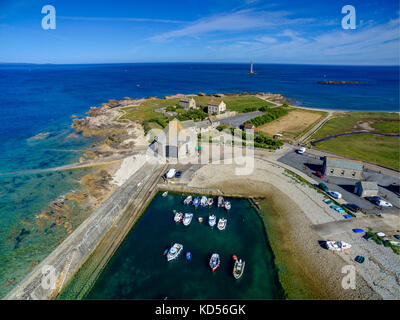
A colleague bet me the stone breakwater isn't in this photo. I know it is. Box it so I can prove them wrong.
[4,160,165,300]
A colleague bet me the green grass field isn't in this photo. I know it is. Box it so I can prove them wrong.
[313,133,400,170]
[309,111,399,140]
[119,95,275,122]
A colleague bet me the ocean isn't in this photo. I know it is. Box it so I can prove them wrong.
[0,63,398,297]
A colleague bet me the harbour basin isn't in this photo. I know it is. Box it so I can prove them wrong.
[84,192,284,299]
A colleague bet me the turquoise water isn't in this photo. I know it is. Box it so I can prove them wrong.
[85,192,284,299]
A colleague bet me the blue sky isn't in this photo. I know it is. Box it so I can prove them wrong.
[0,0,399,65]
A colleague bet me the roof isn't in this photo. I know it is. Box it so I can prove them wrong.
[208,100,224,106]
[324,157,363,171]
[357,181,379,190]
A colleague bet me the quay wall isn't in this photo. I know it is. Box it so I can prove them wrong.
[4,163,165,300]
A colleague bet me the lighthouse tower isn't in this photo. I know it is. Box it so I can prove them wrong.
[248,62,255,74]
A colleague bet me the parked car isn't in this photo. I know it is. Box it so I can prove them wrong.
[366,196,392,207]
[318,182,329,192]
[297,147,306,154]
[175,171,182,178]
[343,203,361,213]
[330,205,345,213]
[314,171,325,178]
[327,191,342,199]
[376,199,393,207]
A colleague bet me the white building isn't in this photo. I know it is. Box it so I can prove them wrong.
[208,101,226,115]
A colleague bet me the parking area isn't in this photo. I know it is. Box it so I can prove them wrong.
[278,150,400,214]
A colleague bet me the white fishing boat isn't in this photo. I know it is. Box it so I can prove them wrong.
[209,253,220,271]
[198,217,203,223]
[183,195,192,205]
[208,214,216,227]
[162,191,168,197]
[218,196,224,207]
[224,201,231,210]
[183,213,193,226]
[217,218,227,231]
[232,255,245,279]
[207,197,214,207]
[167,243,183,261]
[200,196,208,207]
[174,212,183,223]
[324,240,352,251]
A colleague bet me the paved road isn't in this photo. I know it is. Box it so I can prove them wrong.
[219,111,262,127]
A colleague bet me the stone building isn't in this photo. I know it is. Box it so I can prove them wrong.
[150,119,197,159]
[208,101,226,115]
[322,156,363,179]
[179,98,197,110]
[354,181,379,197]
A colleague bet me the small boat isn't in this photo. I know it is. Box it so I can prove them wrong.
[167,243,183,261]
[183,213,193,226]
[184,195,192,205]
[198,217,203,223]
[376,232,386,237]
[354,255,365,263]
[163,248,169,256]
[162,191,168,197]
[186,252,192,260]
[174,212,183,223]
[224,201,231,210]
[209,253,220,271]
[233,256,245,279]
[352,228,364,233]
[218,196,224,207]
[193,197,200,208]
[324,240,352,251]
[394,235,400,240]
[217,218,227,231]
[208,215,216,227]
[200,196,208,207]
[207,198,213,207]
[389,241,400,246]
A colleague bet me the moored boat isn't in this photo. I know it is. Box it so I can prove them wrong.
[186,252,192,260]
[208,214,216,227]
[233,256,245,279]
[162,191,168,197]
[217,218,227,231]
[209,253,220,271]
[183,195,192,205]
[324,240,352,251]
[200,196,208,207]
[162,248,168,256]
[183,213,193,226]
[207,197,213,207]
[198,217,203,223]
[167,243,183,261]
[218,196,224,207]
[193,197,200,208]
[174,212,183,223]
[224,201,231,210]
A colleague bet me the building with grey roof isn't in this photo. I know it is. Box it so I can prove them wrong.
[354,181,379,197]
[322,156,363,179]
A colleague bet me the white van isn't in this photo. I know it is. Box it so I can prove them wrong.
[166,168,176,179]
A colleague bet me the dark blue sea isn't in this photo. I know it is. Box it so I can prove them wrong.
[0,63,398,297]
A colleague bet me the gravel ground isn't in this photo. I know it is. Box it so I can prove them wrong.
[186,155,399,299]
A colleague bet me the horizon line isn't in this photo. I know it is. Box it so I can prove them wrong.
[0,61,399,67]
